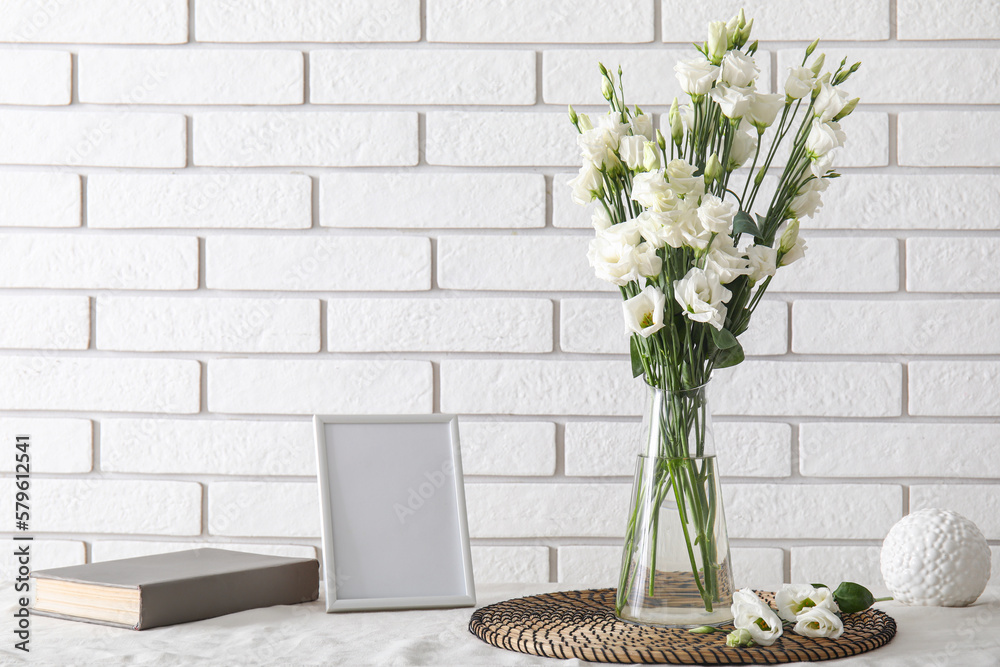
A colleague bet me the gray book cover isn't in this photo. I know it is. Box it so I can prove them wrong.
[30,548,319,630]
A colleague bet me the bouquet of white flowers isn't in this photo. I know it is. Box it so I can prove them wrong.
[568,10,860,624]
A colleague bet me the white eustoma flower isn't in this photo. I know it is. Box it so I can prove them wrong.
[775,584,839,622]
[731,588,783,647]
[665,159,705,198]
[633,242,663,278]
[788,188,823,218]
[591,206,612,232]
[631,114,654,141]
[719,50,759,88]
[636,210,669,249]
[577,114,629,166]
[789,175,829,219]
[728,122,758,170]
[587,236,639,286]
[602,219,643,246]
[637,208,704,250]
[696,194,738,234]
[810,175,831,194]
[774,220,807,267]
[806,119,846,157]
[577,128,611,165]
[813,82,850,122]
[705,240,751,283]
[674,201,713,250]
[631,171,675,212]
[784,66,815,100]
[568,161,603,205]
[619,135,646,171]
[674,59,720,95]
[747,92,784,130]
[745,244,777,282]
[794,607,844,639]
[623,286,666,338]
[674,266,731,330]
[780,240,807,267]
[809,151,835,178]
[709,83,753,120]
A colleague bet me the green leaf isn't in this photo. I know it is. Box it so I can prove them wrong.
[688,625,721,634]
[733,210,759,237]
[714,340,745,368]
[833,582,876,614]
[710,326,739,349]
[811,583,829,590]
[629,336,644,378]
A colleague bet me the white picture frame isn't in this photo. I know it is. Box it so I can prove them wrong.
[313,414,476,612]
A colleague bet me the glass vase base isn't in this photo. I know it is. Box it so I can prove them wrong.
[614,568,735,628]
[616,603,733,628]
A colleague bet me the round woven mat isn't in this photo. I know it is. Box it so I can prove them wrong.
[469,589,896,664]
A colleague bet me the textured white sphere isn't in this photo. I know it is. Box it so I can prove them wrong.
[880,508,991,607]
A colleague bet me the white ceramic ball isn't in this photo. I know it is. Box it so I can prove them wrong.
[880,508,991,607]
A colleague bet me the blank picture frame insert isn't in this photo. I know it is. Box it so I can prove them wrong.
[313,414,476,612]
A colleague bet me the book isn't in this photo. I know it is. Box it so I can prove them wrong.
[30,548,320,630]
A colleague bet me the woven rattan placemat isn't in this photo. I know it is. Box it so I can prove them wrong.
[469,589,896,664]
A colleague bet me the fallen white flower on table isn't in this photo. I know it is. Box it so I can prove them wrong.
[731,588,783,646]
[794,606,845,639]
[775,583,839,622]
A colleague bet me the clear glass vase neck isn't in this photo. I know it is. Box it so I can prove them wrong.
[640,378,716,459]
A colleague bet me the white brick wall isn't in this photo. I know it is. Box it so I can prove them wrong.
[0,419,91,473]
[0,3,994,588]
[660,1,890,41]
[0,173,79,227]
[0,234,198,289]
[0,111,186,167]
[194,112,418,167]
[311,50,536,105]
[321,173,545,229]
[88,173,312,229]
[0,0,188,44]
[0,51,71,105]
[79,49,304,105]
[427,0,655,43]
[196,0,420,43]
[97,297,320,352]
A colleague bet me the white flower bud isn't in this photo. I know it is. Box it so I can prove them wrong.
[810,53,826,76]
[707,21,728,64]
[704,153,722,184]
[642,141,661,171]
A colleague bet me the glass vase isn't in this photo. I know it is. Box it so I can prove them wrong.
[615,382,735,627]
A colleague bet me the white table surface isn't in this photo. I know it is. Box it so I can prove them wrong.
[3,583,999,666]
